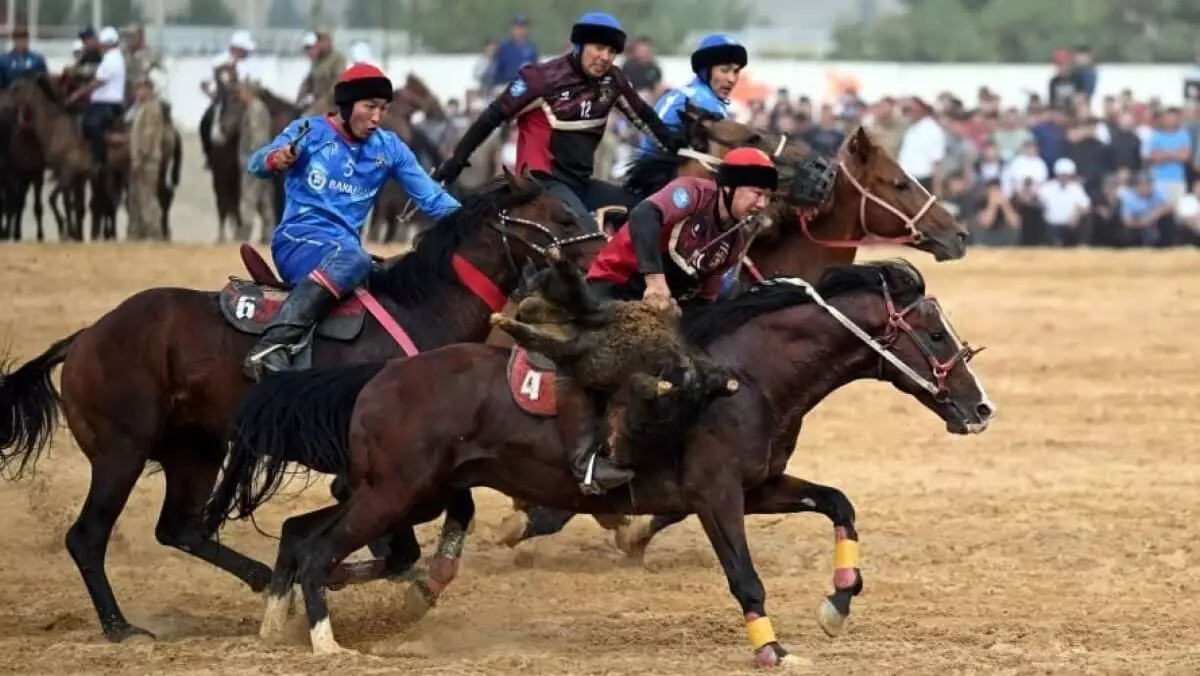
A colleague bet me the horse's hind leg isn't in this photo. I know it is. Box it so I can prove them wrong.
[32,174,44,242]
[395,489,474,622]
[261,504,342,644]
[496,504,579,547]
[743,474,862,638]
[64,435,154,642]
[153,439,273,591]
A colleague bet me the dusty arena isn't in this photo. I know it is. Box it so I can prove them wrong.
[1,138,1198,675]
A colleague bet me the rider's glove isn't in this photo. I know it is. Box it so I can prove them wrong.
[431,157,469,185]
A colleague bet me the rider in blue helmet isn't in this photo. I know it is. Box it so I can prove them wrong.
[638,34,747,155]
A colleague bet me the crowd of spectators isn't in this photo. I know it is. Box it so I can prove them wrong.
[454,26,1200,249]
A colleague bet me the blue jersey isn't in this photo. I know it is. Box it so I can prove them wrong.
[0,50,47,89]
[638,77,731,155]
[247,115,461,240]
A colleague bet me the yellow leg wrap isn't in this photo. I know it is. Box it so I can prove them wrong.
[745,616,777,650]
[834,539,861,569]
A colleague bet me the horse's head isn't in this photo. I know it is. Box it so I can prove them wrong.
[833,127,967,261]
[496,167,608,269]
[212,65,246,138]
[833,259,992,434]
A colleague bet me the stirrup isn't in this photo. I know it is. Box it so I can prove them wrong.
[578,452,605,496]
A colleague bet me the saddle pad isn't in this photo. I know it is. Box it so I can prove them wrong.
[507,347,558,417]
[218,277,366,342]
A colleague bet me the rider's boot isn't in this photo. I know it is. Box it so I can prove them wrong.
[556,379,634,495]
[243,277,339,381]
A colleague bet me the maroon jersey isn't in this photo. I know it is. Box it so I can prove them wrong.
[588,177,750,302]
[456,55,676,189]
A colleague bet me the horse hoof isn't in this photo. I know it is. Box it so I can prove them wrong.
[396,577,437,624]
[753,642,807,669]
[655,380,673,396]
[104,622,156,643]
[495,510,529,547]
[816,597,848,637]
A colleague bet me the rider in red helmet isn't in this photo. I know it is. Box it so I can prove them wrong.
[564,146,779,494]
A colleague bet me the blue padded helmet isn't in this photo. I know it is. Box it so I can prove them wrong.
[570,12,626,54]
[691,34,748,80]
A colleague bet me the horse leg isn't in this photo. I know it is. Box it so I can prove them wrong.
[743,474,862,638]
[393,489,474,623]
[261,504,342,644]
[32,173,44,242]
[63,438,154,642]
[614,513,687,562]
[153,441,273,591]
[496,504,579,547]
[12,176,29,242]
[694,476,794,668]
[49,185,64,240]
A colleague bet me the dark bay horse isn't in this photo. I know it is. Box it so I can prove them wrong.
[499,113,970,549]
[205,259,994,662]
[0,171,603,643]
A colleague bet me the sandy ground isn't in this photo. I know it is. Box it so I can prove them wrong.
[3,140,1200,674]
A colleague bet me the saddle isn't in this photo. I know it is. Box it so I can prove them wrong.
[219,244,368,346]
[507,346,559,417]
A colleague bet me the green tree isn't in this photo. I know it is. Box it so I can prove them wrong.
[346,0,752,54]
[170,0,237,26]
[830,0,1200,62]
[267,0,306,29]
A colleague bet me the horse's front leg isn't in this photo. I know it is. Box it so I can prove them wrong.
[694,476,794,669]
[743,474,862,638]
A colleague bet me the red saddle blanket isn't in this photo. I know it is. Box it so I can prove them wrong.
[507,347,558,417]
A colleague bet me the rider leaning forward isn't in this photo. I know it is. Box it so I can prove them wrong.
[565,147,781,493]
[433,12,685,232]
[242,64,461,380]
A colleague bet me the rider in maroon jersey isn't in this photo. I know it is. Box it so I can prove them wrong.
[566,147,780,494]
[433,12,684,232]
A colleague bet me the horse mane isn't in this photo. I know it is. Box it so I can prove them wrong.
[257,87,302,118]
[367,176,546,306]
[680,259,927,348]
[621,148,692,200]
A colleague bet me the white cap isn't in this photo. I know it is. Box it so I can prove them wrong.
[99,26,120,45]
[302,32,318,48]
[1053,157,1077,176]
[230,30,256,52]
[72,38,83,52]
[349,41,373,64]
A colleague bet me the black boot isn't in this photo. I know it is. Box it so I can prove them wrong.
[557,379,633,495]
[243,278,339,381]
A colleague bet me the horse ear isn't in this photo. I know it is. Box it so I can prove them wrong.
[847,126,875,164]
[501,165,524,191]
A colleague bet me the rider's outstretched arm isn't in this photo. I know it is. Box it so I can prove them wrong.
[612,69,681,151]
[389,138,462,221]
[444,66,543,170]
[246,118,309,178]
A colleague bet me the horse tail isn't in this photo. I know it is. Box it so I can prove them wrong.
[201,362,387,537]
[0,330,83,477]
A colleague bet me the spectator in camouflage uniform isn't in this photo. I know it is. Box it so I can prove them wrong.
[127,76,165,241]
[238,81,276,243]
[302,32,346,116]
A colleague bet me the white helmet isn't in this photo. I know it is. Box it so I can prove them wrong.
[230,30,256,52]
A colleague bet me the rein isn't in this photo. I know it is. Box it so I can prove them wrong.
[762,276,981,401]
[795,161,937,249]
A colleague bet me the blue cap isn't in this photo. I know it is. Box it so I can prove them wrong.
[78,26,96,40]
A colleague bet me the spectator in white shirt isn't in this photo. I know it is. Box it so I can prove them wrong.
[1001,138,1049,198]
[1037,157,1091,246]
[67,26,125,168]
[897,97,944,192]
[1174,179,1200,245]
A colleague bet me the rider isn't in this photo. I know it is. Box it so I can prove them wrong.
[199,31,258,168]
[67,26,126,169]
[0,26,48,91]
[432,11,686,232]
[241,64,462,380]
[637,33,746,155]
[562,147,779,493]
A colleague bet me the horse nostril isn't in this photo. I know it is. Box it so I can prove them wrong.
[975,402,994,419]
[955,231,968,243]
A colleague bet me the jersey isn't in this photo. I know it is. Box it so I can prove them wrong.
[0,50,47,89]
[486,54,674,188]
[638,77,731,155]
[588,176,749,302]
[247,114,461,241]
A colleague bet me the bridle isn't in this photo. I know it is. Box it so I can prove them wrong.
[796,160,938,249]
[489,209,606,279]
[764,275,983,404]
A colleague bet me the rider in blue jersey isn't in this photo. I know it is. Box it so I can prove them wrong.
[637,34,746,156]
[242,63,461,380]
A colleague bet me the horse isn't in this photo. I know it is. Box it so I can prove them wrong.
[6,75,92,241]
[204,259,995,662]
[497,105,971,550]
[0,169,605,643]
[0,89,46,241]
[208,64,303,242]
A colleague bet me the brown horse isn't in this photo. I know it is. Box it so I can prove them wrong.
[498,106,970,548]
[205,259,994,661]
[0,170,605,643]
